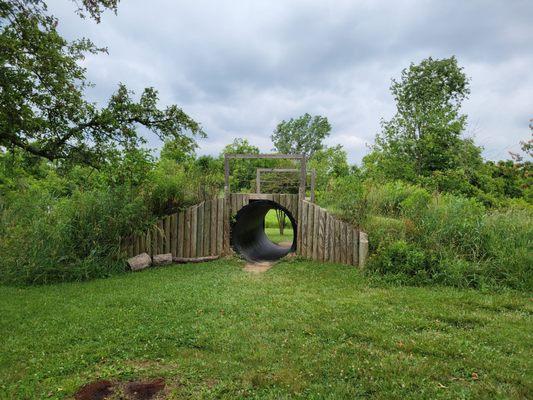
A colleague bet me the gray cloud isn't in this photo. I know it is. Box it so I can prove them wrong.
[49,0,533,163]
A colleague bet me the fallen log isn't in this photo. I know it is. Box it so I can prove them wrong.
[172,255,220,264]
[153,253,173,266]
[127,253,152,271]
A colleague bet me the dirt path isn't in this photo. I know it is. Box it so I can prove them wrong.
[243,261,273,273]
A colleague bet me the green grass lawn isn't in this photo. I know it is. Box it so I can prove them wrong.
[264,209,294,245]
[264,227,294,245]
[1,259,531,399]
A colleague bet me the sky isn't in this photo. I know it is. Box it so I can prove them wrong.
[48,0,533,164]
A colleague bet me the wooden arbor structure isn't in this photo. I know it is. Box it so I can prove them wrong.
[122,153,368,267]
[255,168,316,203]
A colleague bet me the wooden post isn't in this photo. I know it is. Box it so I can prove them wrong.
[299,155,307,201]
[164,216,171,253]
[209,199,216,255]
[359,231,368,268]
[224,155,230,254]
[310,168,316,203]
[203,200,211,257]
[298,155,306,255]
[197,202,204,257]
[217,197,224,255]
[171,213,177,256]
[256,168,261,194]
[177,211,184,258]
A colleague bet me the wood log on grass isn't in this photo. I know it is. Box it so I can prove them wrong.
[127,253,152,271]
[153,253,173,266]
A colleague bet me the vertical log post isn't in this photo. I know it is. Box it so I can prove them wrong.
[310,168,316,203]
[224,154,230,254]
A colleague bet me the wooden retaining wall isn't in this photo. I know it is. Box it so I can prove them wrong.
[122,198,225,259]
[296,200,368,267]
[122,195,367,267]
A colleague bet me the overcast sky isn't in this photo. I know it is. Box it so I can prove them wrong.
[49,0,532,163]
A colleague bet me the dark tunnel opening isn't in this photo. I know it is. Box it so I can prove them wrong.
[231,200,297,262]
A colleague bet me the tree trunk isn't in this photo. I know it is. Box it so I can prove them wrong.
[275,209,286,235]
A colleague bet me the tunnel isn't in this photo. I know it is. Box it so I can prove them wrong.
[231,200,297,262]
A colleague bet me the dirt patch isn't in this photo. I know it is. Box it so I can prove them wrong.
[277,241,292,247]
[125,378,165,400]
[75,380,114,400]
[75,378,165,400]
[243,261,273,273]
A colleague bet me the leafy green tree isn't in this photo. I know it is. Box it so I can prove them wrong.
[160,136,198,163]
[0,0,203,168]
[308,145,350,193]
[271,113,331,157]
[364,57,475,180]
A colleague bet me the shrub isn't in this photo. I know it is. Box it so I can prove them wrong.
[361,186,532,290]
[0,186,150,285]
[367,240,435,284]
[364,216,406,252]
[321,174,369,226]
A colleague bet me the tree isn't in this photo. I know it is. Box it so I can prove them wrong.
[509,119,533,162]
[364,57,475,180]
[308,145,350,193]
[271,113,331,157]
[160,136,198,163]
[0,0,203,168]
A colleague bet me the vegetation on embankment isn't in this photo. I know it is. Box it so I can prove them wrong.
[1,259,531,399]
[321,179,532,290]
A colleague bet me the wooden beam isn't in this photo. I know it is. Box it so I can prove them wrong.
[299,155,307,201]
[225,153,304,160]
[257,168,298,173]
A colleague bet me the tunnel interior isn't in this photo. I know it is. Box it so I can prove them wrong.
[231,200,297,262]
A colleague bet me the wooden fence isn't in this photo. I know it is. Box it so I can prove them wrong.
[297,200,367,267]
[122,198,225,259]
[122,195,367,267]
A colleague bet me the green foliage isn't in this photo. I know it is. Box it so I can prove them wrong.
[308,145,350,196]
[0,184,150,285]
[271,113,331,157]
[160,136,198,163]
[367,240,433,284]
[222,138,261,192]
[363,57,489,196]
[144,159,197,216]
[322,174,368,226]
[0,149,224,285]
[0,0,202,167]
[323,177,532,290]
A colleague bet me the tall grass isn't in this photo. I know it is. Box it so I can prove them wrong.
[324,179,533,290]
[0,187,149,285]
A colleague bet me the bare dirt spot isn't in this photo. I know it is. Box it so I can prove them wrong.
[74,380,114,400]
[124,378,166,400]
[243,261,273,273]
[75,378,166,400]
[277,240,292,247]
